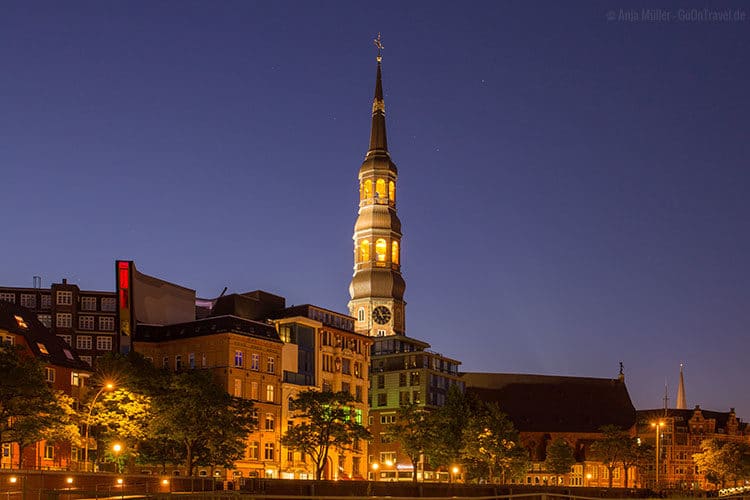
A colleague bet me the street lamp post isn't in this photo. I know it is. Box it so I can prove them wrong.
[113,443,123,473]
[651,421,664,489]
[83,382,114,472]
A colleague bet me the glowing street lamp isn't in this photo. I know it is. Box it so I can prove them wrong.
[83,382,114,471]
[451,465,460,483]
[113,443,123,473]
[651,421,665,488]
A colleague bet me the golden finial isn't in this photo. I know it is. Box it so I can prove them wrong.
[374,33,384,62]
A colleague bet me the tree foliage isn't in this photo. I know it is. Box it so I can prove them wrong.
[150,370,256,476]
[281,390,370,480]
[0,345,73,467]
[544,438,576,478]
[589,425,632,488]
[693,438,750,488]
[461,401,528,483]
[426,385,473,471]
[387,404,436,482]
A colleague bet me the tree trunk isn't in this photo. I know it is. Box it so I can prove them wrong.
[411,457,419,483]
[608,467,614,488]
[623,466,629,488]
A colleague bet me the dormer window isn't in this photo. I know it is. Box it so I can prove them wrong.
[14,315,28,329]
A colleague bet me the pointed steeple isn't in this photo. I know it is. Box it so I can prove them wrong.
[368,34,388,155]
[676,363,687,409]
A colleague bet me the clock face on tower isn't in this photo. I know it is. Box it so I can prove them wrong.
[372,306,392,325]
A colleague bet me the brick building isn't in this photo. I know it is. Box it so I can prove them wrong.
[0,300,92,469]
[636,407,750,491]
[0,280,117,366]
[463,372,637,487]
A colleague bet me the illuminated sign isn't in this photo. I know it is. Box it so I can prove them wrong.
[117,261,132,337]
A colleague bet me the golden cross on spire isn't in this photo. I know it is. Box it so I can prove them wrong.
[374,33,384,62]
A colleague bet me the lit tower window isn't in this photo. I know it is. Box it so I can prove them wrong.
[375,239,387,262]
[375,179,386,199]
[359,240,370,262]
[391,241,399,265]
[389,180,395,202]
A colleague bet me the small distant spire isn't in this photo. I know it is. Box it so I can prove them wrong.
[676,363,687,409]
[663,379,669,416]
[368,33,388,154]
[618,361,624,381]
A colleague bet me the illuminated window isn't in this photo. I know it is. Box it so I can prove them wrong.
[15,315,29,330]
[359,240,370,262]
[44,445,54,460]
[248,442,259,460]
[362,180,372,199]
[375,179,386,199]
[266,384,275,402]
[357,308,365,322]
[375,239,387,262]
[267,356,275,373]
[392,241,399,265]
[389,180,395,202]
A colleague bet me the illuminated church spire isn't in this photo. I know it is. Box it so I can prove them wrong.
[348,35,406,337]
[676,363,687,409]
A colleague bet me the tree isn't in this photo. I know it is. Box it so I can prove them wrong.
[150,370,256,476]
[387,404,436,482]
[0,345,64,467]
[589,425,630,488]
[544,438,576,481]
[426,385,473,472]
[281,390,370,480]
[693,439,750,489]
[461,401,528,484]
[619,439,651,488]
[90,388,152,471]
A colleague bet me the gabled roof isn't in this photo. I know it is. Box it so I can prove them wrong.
[463,372,636,433]
[636,408,748,433]
[0,301,90,371]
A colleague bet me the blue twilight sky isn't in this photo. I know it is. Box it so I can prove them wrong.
[2,2,749,415]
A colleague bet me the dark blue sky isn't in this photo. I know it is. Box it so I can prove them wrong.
[2,2,749,415]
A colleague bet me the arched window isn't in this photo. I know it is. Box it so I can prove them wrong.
[375,239,387,262]
[362,180,372,200]
[389,180,395,202]
[266,384,274,402]
[391,241,399,265]
[359,240,370,262]
[265,414,275,431]
[357,308,365,322]
[375,179,386,199]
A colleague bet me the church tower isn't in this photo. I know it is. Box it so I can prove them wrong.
[348,37,406,337]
